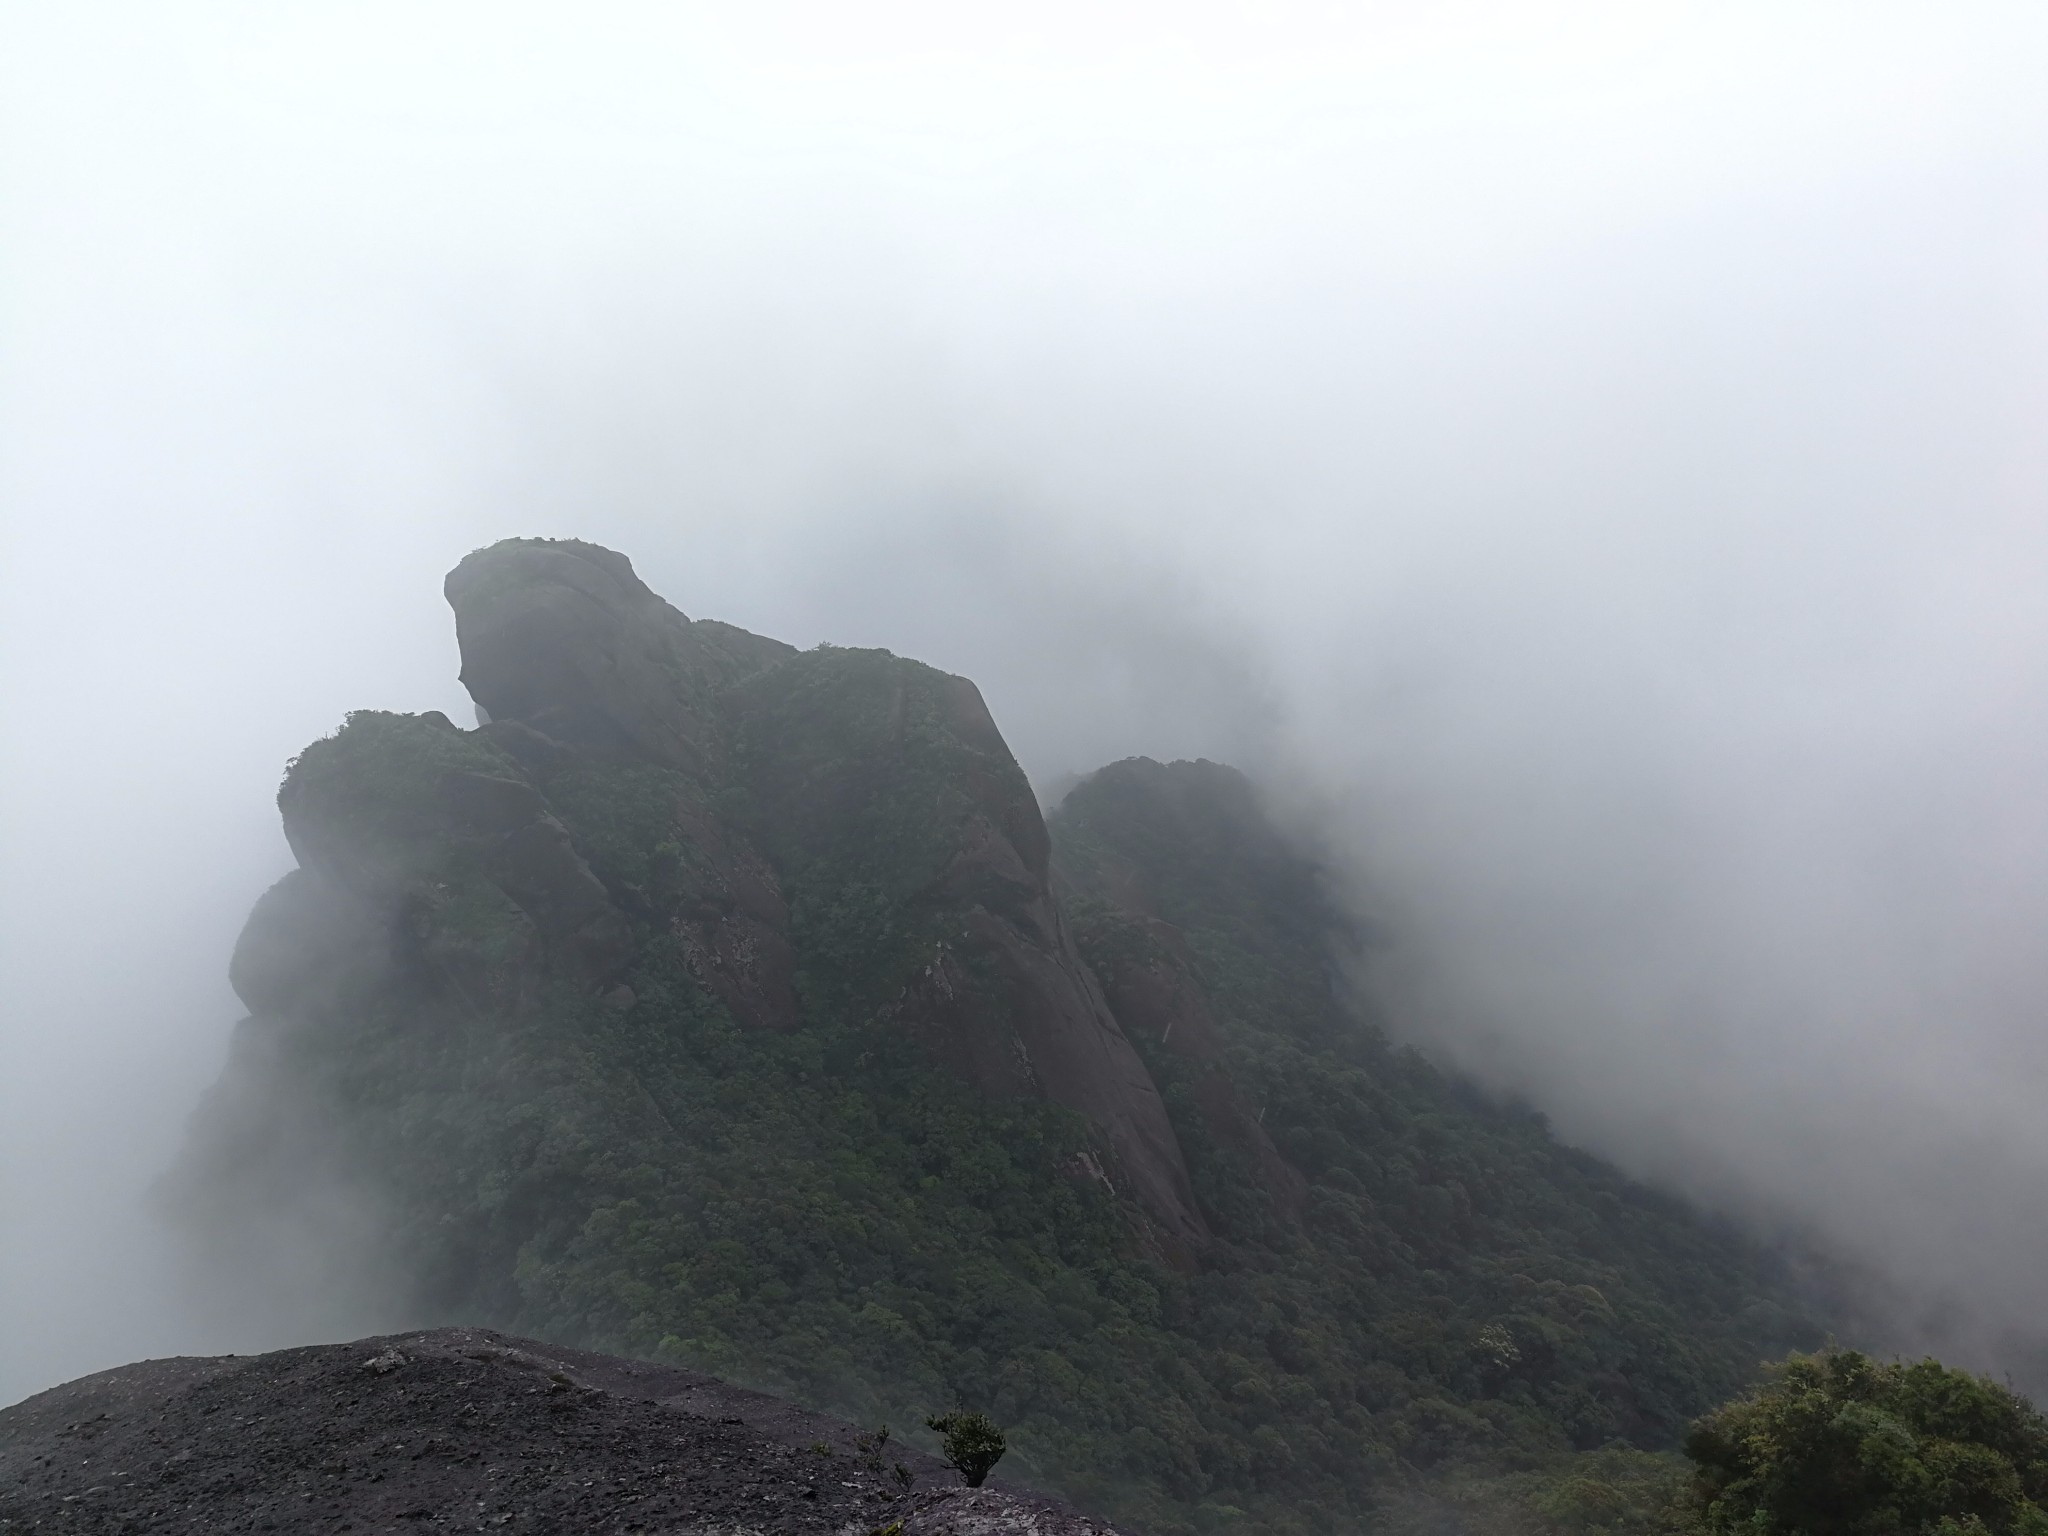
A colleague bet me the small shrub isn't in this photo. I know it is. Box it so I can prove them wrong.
[926,1411,1006,1488]
[855,1424,892,1471]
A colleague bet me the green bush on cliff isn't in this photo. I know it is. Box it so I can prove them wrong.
[927,1410,1007,1487]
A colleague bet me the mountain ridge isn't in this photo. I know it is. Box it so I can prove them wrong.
[165,537,1827,1533]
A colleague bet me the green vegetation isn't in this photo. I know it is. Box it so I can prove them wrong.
[1054,761,1820,1464]
[927,1410,1007,1487]
[197,682,1833,1534]
[1685,1348,2048,1536]
[1371,1445,1694,1535]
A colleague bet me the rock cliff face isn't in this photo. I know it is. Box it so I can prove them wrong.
[222,536,1205,1249]
[1052,757,1348,1229]
[445,540,799,767]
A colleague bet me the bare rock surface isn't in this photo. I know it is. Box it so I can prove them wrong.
[0,1329,1129,1536]
[443,537,794,770]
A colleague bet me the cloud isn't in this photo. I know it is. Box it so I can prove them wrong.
[5,0,2048,1398]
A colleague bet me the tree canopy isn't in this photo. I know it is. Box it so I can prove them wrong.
[1685,1348,2048,1536]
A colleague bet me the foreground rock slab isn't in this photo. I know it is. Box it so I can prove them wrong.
[0,1328,1126,1535]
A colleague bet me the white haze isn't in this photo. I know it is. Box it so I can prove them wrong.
[5,1,2048,1400]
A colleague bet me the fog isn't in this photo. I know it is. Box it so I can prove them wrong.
[5,1,2048,1402]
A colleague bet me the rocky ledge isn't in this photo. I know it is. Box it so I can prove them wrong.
[0,1329,1128,1535]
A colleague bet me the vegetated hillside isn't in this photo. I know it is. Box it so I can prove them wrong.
[168,537,1824,1535]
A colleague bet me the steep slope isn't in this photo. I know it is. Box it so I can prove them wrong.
[167,538,1824,1535]
[1053,760,1819,1459]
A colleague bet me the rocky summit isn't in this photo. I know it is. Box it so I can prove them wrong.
[0,1328,1118,1535]
[156,538,1826,1534]
[249,536,1203,1250]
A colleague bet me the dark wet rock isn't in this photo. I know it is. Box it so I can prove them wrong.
[194,537,1210,1283]
[456,544,1204,1238]
[444,537,794,771]
[476,716,580,777]
[442,551,1203,1242]
[733,644,1207,1248]
[1082,912,1308,1222]
[228,867,390,1016]
[0,1329,1130,1536]
[437,769,548,832]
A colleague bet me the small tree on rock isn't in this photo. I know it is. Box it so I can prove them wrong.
[925,1411,1006,1488]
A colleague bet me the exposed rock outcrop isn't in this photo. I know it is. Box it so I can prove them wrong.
[731,642,1207,1251]
[212,536,1207,1250]
[1052,756,1372,1229]
[1081,913,1308,1221]
[228,866,389,1016]
[0,1329,1130,1536]
[445,537,795,769]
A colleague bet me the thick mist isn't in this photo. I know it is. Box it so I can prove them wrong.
[5,2,2048,1401]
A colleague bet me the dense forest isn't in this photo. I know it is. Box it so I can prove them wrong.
[171,538,1828,1533]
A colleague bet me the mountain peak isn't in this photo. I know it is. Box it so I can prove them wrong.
[165,539,1825,1533]
[445,536,792,767]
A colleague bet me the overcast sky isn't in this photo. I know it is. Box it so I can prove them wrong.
[5,0,2048,1401]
